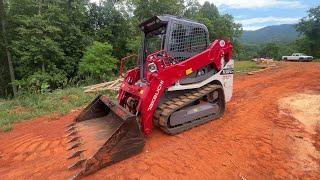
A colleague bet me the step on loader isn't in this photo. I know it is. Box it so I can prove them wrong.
[65,15,234,179]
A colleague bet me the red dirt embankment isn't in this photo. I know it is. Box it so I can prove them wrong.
[0,62,320,179]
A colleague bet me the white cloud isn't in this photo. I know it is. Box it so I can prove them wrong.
[234,15,247,19]
[236,16,300,30]
[237,16,300,26]
[242,26,266,31]
[199,0,303,9]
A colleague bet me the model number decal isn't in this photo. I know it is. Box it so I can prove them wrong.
[221,68,234,75]
[147,80,164,111]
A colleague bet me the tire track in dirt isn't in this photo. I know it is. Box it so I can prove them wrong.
[0,114,76,179]
[1,133,64,162]
[0,62,319,179]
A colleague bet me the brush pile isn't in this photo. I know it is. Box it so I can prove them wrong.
[83,78,123,93]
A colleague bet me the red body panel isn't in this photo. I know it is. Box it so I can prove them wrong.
[118,39,233,135]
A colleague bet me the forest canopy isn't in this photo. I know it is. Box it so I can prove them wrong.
[0,0,243,97]
[0,0,319,98]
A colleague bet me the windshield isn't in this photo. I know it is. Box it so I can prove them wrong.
[145,26,166,55]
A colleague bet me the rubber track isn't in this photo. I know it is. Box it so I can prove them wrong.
[154,83,224,135]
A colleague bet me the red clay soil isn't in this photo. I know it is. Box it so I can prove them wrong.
[0,62,320,180]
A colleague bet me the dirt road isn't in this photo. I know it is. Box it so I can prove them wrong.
[0,62,319,179]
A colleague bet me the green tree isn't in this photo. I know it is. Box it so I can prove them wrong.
[0,0,17,96]
[87,1,135,58]
[131,0,185,21]
[237,44,260,60]
[184,0,202,19]
[59,0,90,78]
[79,41,117,81]
[9,0,67,90]
[259,43,280,59]
[184,1,242,55]
[293,37,311,55]
[296,5,320,57]
[6,0,90,91]
[0,0,245,97]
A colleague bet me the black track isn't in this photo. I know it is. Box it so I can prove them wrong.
[153,83,225,135]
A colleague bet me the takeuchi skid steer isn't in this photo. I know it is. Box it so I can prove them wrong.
[66,15,234,178]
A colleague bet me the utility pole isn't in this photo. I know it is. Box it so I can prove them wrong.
[0,0,17,97]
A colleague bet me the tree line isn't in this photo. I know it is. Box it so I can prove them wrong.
[0,0,319,98]
[238,6,320,61]
[0,0,242,98]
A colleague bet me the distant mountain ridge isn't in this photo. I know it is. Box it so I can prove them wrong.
[240,24,299,45]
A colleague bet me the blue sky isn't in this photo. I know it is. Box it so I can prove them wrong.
[199,0,319,30]
[91,0,319,31]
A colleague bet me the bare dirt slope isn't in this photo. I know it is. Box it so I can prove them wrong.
[0,62,320,180]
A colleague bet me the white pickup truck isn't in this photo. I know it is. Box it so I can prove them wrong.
[282,53,313,62]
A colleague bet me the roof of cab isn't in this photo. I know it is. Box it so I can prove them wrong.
[139,15,207,33]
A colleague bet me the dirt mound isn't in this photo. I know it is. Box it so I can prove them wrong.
[279,93,320,134]
[0,62,320,179]
[279,93,320,174]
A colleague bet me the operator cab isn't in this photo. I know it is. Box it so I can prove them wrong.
[139,15,209,61]
[139,15,213,85]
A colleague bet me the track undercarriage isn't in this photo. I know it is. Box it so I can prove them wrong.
[154,83,225,135]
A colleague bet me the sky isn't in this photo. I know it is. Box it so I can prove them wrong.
[199,0,319,30]
[90,0,319,31]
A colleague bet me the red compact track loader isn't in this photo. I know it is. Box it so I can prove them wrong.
[66,15,234,178]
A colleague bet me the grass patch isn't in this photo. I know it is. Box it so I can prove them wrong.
[0,87,117,132]
[234,60,261,74]
[0,61,267,132]
[313,59,320,63]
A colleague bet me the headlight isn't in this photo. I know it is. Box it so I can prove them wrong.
[148,62,157,73]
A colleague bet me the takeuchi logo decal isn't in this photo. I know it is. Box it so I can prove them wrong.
[148,80,164,111]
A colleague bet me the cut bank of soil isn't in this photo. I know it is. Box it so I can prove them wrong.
[0,62,320,179]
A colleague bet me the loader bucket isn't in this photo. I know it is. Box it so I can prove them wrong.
[65,95,145,179]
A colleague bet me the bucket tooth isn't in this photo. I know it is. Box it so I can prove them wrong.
[65,95,145,178]
[71,171,84,180]
[66,131,77,137]
[68,159,86,170]
[66,126,76,132]
[67,142,81,151]
[66,122,76,128]
[67,136,80,143]
[67,150,85,159]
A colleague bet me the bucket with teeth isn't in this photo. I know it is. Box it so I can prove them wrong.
[65,95,145,179]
